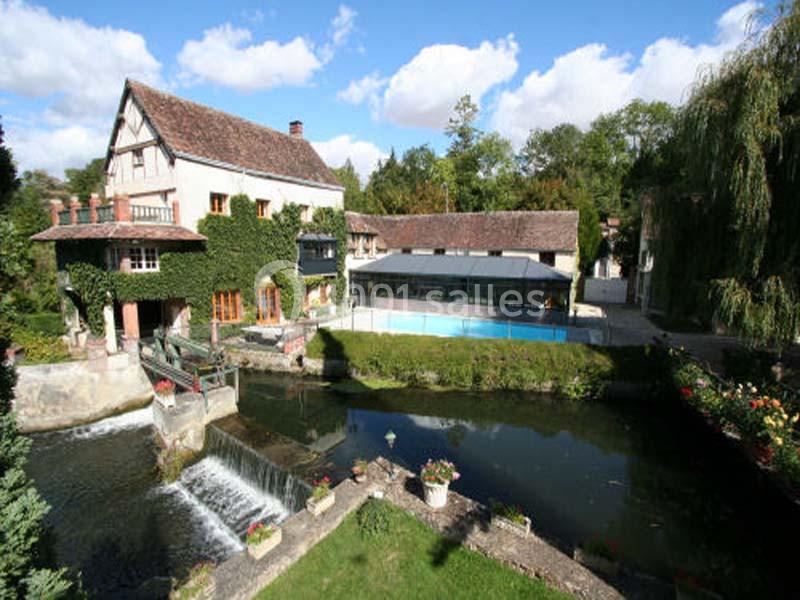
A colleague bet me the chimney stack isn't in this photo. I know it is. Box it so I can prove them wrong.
[289,120,303,138]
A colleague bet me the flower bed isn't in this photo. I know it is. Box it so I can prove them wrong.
[668,348,800,491]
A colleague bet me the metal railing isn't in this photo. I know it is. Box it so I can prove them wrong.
[75,207,91,224]
[131,205,173,223]
[97,205,114,222]
[57,210,71,225]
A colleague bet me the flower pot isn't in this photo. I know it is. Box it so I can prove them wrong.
[247,526,282,560]
[573,547,619,576]
[157,393,177,409]
[353,472,367,484]
[422,481,449,508]
[306,491,335,517]
[170,573,215,600]
[491,514,531,538]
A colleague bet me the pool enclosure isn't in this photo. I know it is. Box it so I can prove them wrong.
[350,254,573,320]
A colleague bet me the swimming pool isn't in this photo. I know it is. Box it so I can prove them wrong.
[373,311,567,342]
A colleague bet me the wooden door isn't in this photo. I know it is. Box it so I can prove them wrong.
[257,287,281,324]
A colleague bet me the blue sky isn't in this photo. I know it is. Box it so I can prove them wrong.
[0,0,773,180]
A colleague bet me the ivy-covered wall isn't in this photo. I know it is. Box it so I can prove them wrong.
[63,195,346,336]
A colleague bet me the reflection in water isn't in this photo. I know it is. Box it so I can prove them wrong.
[26,409,293,598]
[238,371,800,599]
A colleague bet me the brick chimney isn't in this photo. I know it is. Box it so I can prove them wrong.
[289,120,303,138]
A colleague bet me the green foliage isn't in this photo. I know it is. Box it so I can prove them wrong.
[355,498,395,539]
[171,562,214,600]
[0,120,19,212]
[0,221,31,292]
[0,341,75,598]
[157,446,196,483]
[649,3,800,350]
[11,327,70,365]
[22,312,65,337]
[668,348,800,489]
[62,196,347,332]
[64,158,105,201]
[331,159,366,212]
[307,330,663,396]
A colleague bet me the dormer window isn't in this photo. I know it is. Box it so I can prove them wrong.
[133,148,144,167]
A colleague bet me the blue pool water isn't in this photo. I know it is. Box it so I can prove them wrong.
[384,312,568,342]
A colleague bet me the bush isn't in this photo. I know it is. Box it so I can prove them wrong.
[307,330,663,398]
[157,446,196,483]
[23,312,65,337]
[12,328,71,364]
[356,499,395,539]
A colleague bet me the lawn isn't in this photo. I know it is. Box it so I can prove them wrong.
[257,501,570,600]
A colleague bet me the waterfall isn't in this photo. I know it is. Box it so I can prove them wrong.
[69,406,153,440]
[204,425,311,514]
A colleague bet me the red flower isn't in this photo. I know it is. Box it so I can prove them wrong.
[680,386,693,399]
[750,401,757,409]
[247,522,263,536]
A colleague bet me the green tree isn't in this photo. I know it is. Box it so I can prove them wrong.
[65,158,105,201]
[0,120,19,213]
[445,95,484,212]
[519,124,584,177]
[651,1,800,349]
[331,160,366,212]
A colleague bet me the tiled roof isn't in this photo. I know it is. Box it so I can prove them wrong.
[31,224,207,242]
[123,80,341,189]
[345,211,578,252]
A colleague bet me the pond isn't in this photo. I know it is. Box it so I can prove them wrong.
[237,372,799,599]
[24,372,799,598]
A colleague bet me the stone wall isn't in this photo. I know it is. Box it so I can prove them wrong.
[153,386,239,451]
[13,353,154,433]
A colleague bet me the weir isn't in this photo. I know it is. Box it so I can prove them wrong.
[204,425,312,514]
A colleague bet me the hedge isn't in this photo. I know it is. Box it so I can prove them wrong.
[306,329,664,398]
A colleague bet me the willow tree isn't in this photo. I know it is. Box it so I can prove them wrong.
[654,2,800,350]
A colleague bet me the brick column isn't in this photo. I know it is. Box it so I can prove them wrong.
[88,193,100,223]
[122,302,140,341]
[172,198,181,225]
[113,194,132,222]
[69,195,80,225]
[50,199,64,227]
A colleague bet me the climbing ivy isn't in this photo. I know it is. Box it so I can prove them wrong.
[61,195,346,334]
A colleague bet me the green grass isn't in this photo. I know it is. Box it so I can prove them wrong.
[307,329,663,394]
[257,502,569,600]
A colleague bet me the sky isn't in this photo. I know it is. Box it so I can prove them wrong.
[0,0,775,182]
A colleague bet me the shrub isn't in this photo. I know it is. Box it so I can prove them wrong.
[306,330,664,397]
[170,562,214,600]
[12,327,71,364]
[22,312,65,337]
[356,499,395,539]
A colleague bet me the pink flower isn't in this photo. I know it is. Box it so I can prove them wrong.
[452,472,461,481]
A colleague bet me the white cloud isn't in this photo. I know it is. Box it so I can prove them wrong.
[312,134,387,182]
[337,72,387,115]
[319,4,358,64]
[341,35,519,129]
[492,1,761,146]
[331,5,357,47]
[0,0,161,124]
[6,124,107,176]
[177,24,321,92]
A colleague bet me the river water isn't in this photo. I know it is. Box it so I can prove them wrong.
[25,372,800,598]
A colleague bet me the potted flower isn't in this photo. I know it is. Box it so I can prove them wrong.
[490,500,531,538]
[246,520,282,560]
[420,459,460,509]
[154,379,177,409]
[306,475,335,517]
[573,537,620,576]
[351,459,369,483]
[169,561,215,600]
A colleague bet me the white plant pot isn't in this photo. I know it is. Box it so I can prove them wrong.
[157,393,176,409]
[422,481,449,508]
[306,491,335,517]
[247,526,282,560]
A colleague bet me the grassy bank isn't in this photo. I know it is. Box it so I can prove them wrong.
[257,500,568,600]
[307,329,662,397]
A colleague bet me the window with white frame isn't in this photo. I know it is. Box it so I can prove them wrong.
[108,245,160,272]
